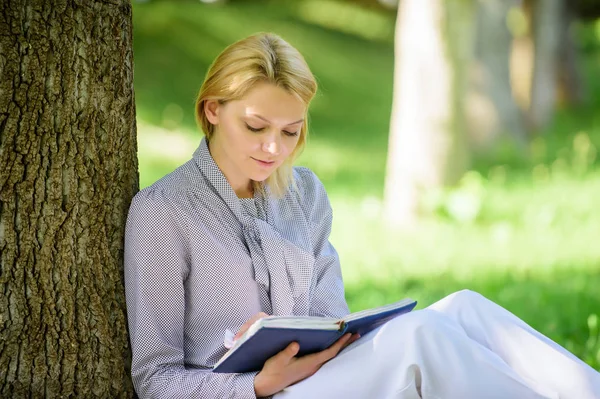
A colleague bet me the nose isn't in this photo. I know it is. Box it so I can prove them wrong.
[262,134,281,156]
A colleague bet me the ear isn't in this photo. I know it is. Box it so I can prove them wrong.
[204,100,220,125]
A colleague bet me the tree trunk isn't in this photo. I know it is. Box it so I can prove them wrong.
[557,2,587,107]
[510,0,535,114]
[384,0,474,226]
[529,0,563,130]
[0,1,138,397]
[467,0,527,149]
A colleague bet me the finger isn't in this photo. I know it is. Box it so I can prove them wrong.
[285,342,300,357]
[236,312,267,338]
[306,333,350,365]
[263,341,300,373]
[275,342,300,363]
[318,333,352,362]
[235,312,268,339]
[342,333,361,349]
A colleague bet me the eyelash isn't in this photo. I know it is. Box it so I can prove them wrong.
[245,123,298,137]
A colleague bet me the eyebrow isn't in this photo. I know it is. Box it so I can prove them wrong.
[250,114,304,126]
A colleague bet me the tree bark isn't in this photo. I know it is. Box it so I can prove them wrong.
[384,0,474,226]
[0,1,138,397]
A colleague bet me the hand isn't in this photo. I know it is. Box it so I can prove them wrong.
[235,312,269,340]
[253,332,360,397]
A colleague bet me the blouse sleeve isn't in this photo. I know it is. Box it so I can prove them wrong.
[124,191,258,399]
[295,168,350,318]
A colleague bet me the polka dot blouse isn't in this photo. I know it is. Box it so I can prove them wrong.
[124,138,349,398]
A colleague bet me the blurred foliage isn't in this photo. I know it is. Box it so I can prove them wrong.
[132,0,600,369]
[133,0,396,197]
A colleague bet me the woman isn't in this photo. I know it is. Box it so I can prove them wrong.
[124,33,600,398]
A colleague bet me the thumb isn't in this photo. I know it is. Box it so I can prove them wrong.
[281,342,300,359]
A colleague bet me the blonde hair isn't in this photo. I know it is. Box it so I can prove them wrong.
[195,32,317,197]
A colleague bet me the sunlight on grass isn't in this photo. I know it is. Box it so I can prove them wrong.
[137,122,199,188]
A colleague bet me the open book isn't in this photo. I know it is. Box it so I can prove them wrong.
[212,298,417,373]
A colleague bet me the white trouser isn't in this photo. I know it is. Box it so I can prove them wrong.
[274,290,600,399]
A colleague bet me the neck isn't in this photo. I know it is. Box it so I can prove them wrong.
[237,183,254,198]
[206,139,253,198]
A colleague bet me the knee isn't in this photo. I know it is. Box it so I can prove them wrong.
[451,289,484,303]
[426,289,490,320]
[444,289,487,311]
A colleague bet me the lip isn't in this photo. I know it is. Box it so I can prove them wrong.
[252,157,276,167]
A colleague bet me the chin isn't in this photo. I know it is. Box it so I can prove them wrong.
[250,174,271,183]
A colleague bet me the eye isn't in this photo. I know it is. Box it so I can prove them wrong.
[283,130,299,137]
[245,123,264,133]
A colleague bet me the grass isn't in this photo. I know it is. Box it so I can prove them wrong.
[131,0,600,369]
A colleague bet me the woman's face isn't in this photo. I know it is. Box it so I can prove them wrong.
[205,82,306,197]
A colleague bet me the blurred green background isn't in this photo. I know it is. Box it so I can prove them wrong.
[132,0,600,368]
